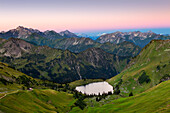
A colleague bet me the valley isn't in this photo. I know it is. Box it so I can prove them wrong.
[0,27,169,113]
[0,37,130,83]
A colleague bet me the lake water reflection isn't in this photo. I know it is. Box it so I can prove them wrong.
[75,81,113,95]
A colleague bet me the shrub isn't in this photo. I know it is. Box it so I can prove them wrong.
[129,92,133,96]
[157,65,160,71]
[160,74,170,83]
[114,85,120,95]
[74,98,86,110]
[138,71,151,84]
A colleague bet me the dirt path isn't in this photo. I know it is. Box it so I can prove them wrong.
[0,94,7,99]
[0,90,19,100]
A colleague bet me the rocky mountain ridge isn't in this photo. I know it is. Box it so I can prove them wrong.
[0,26,141,57]
[97,31,170,47]
[0,26,78,39]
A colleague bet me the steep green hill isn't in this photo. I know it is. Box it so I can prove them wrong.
[107,40,170,96]
[0,89,76,113]
[0,61,36,92]
[70,80,170,113]
[0,61,63,94]
[0,61,76,113]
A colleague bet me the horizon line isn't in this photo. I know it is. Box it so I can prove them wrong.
[1,26,170,34]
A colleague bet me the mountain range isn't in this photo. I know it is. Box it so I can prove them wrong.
[0,26,78,39]
[1,26,169,55]
[97,31,170,47]
[0,26,142,57]
[0,38,130,83]
[49,37,141,56]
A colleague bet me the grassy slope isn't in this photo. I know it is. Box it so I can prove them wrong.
[0,62,76,113]
[0,61,62,94]
[0,62,31,92]
[0,62,25,78]
[0,89,76,113]
[70,80,170,113]
[107,40,170,96]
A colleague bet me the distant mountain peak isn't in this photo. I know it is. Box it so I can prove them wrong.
[16,26,25,29]
[15,26,28,32]
[59,30,79,38]
[114,31,122,34]
[60,30,72,34]
[44,30,57,34]
[64,30,70,32]
[147,30,153,33]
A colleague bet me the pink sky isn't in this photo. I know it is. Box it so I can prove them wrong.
[0,0,170,32]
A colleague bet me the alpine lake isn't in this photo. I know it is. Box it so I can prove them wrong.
[75,81,114,95]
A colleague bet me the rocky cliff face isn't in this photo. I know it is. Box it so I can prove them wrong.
[97,31,170,47]
[54,37,95,52]
[0,38,130,83]
[0,38,33,58]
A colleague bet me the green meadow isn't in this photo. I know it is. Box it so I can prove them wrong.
[0,89,76,113]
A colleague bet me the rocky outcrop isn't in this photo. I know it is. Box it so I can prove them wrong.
[0,38,33,58]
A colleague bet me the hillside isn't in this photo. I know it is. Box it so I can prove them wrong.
[0,61,37,92]
[0,61,76,113]
[107,39,170,96]
[0,89,76,113]
[70,80,170,113]
[0,38,130,83]
[0,61,63,94]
